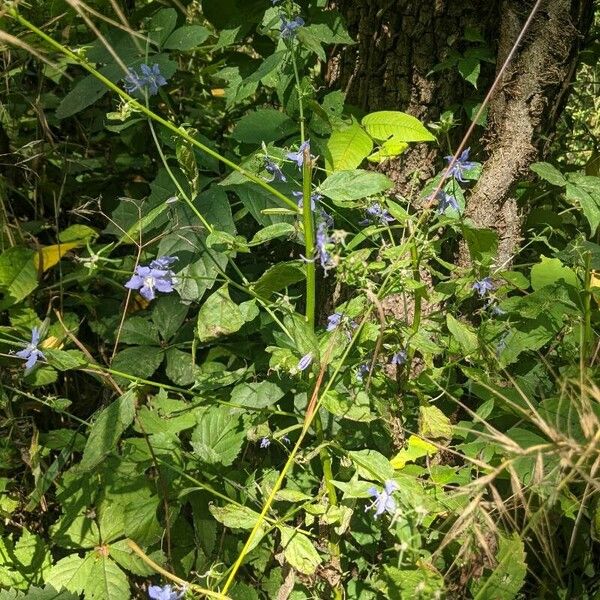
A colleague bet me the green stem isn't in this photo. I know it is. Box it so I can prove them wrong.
[11,10,299,214]
[302,151,316,328]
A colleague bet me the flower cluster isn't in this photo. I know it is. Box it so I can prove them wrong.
[148,584,184,600]
[361,202,394,226]
[286,140,312,169]
[280,16,305,39]
[125,256,178,301]
[472,277,494,297]
[444,147,477,183]
[436,191,459,215]
[123,63,168,96]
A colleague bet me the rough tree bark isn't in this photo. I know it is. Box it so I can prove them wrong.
[327,0,594,266]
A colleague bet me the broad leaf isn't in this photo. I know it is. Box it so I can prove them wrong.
[326,122,373,172]
[0,247,38,310]
[196,286,246,342]
[164,26,211,50]
[191,405,245,465]
[361,111,435,142]
[319,169,393,206]
[279,527,322,575]
[230,380,284,409]
[84,555,129,600]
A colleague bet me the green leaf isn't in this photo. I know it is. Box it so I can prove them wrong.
[530,162,567,187]
[252,262,305,298]
[44,349,88,372]
[165,348,198,386]
[191,405,245,466]
[46,553,95,596]
[58,225,98,243]
[366,136,409,163]
[230,381,284,409]
[458,57,480,87]
[279,527,322,575]
[108,540,156,577]
[530,256,578,291]
[196,286,246,342]
[147,8,178,46]
[119,317,160,346]
[149,292,188,338]
[348,449,395,482]
[471,533,527,599]
[111,346,164,382]
[419,405,452,440]
[361,111,435,142]
[390,435,438,469]
[250,223,296,245]
[0,586,77,599]
[319,169,393,206]
[84,555,129,600]
[209,504,261,530]
[462,226,498,266]
[0,247,38,310]
[446,314,478,355]
[164,25,211,50]
[79,391,137,471]
[231,108,296,144]
[322,390,374,422]
[326,123,373,172]
[566,176,600,234]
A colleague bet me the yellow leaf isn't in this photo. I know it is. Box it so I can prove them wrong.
[211,88,225,97]
[391,435,438,470]
[40,336,64,350]
[34,242,82,272]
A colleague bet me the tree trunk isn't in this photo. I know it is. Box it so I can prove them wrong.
[327,0,594,265]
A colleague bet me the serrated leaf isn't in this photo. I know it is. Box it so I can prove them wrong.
[471,533,527,599]
[446,314,478,355]
[209,504,261,529]
[319,169,393,206]
[196,286,245,342]
[44,349,88,371]
[230,380,284,409]
[119,317,160,346]
[252,261,305,298]
[390,435,438,469]
[108,540,156,577]
[326,122,373,172]
[348,449,395,482]
[85,555,129,600]
[530,162,567,187]
[46,553,95,595]
[111,346,164,381]
[250,223,296,245]
[419,405,452,440]
[152,295,189,340]
[191,405,245,466]
[164,25,210,50]
[79,390,137,471]
[279,527,322,575]
[361,111,435,142]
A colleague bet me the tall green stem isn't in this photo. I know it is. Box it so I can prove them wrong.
[302,151,316,328]
[11,11,299,214]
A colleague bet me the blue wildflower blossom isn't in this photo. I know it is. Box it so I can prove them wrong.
[292,191,322,211]
[316,222,332,269]
[361,202,394,225]
[259,437,271,449]
[148,584,183,600]
[286,140,310,168]
[436,191,460,214]
[326,312,343,332]
[444,147,477,183]
[123,63,167,96]
[281,435,291,445]
[16,327,45,371]
[264,158,287,182]
[297,353,313,371]
[472,277,494,297]
[390,350,407,366]
[356,363,370,382]
[280,16,305,39]
[366,480,398,518]
[125,256,177,301]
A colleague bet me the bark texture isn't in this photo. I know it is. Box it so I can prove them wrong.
[463,0,594,266]
[327,0,594,265]
[326,0,500,197]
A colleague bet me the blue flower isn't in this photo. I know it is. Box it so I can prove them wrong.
[366,480,398,518]
[326,312,343,332]
[316,222,333,269]
[16,327,45,371]
[281,435,291,445]
[444,147,477,183]
[390,350,407,366]
[148,584,183,600]
[125,257,177,301]
[356,363,370,382]
[286,140,310,169]
[297,352,313,371]
[361,203,394,225]
[280,16,305,39]
[259,437,271,449]
[123,63,167,96]
[292,191,322,211]
[436,191,460,214]
[472,277,494,297]
[264,159,287,182]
